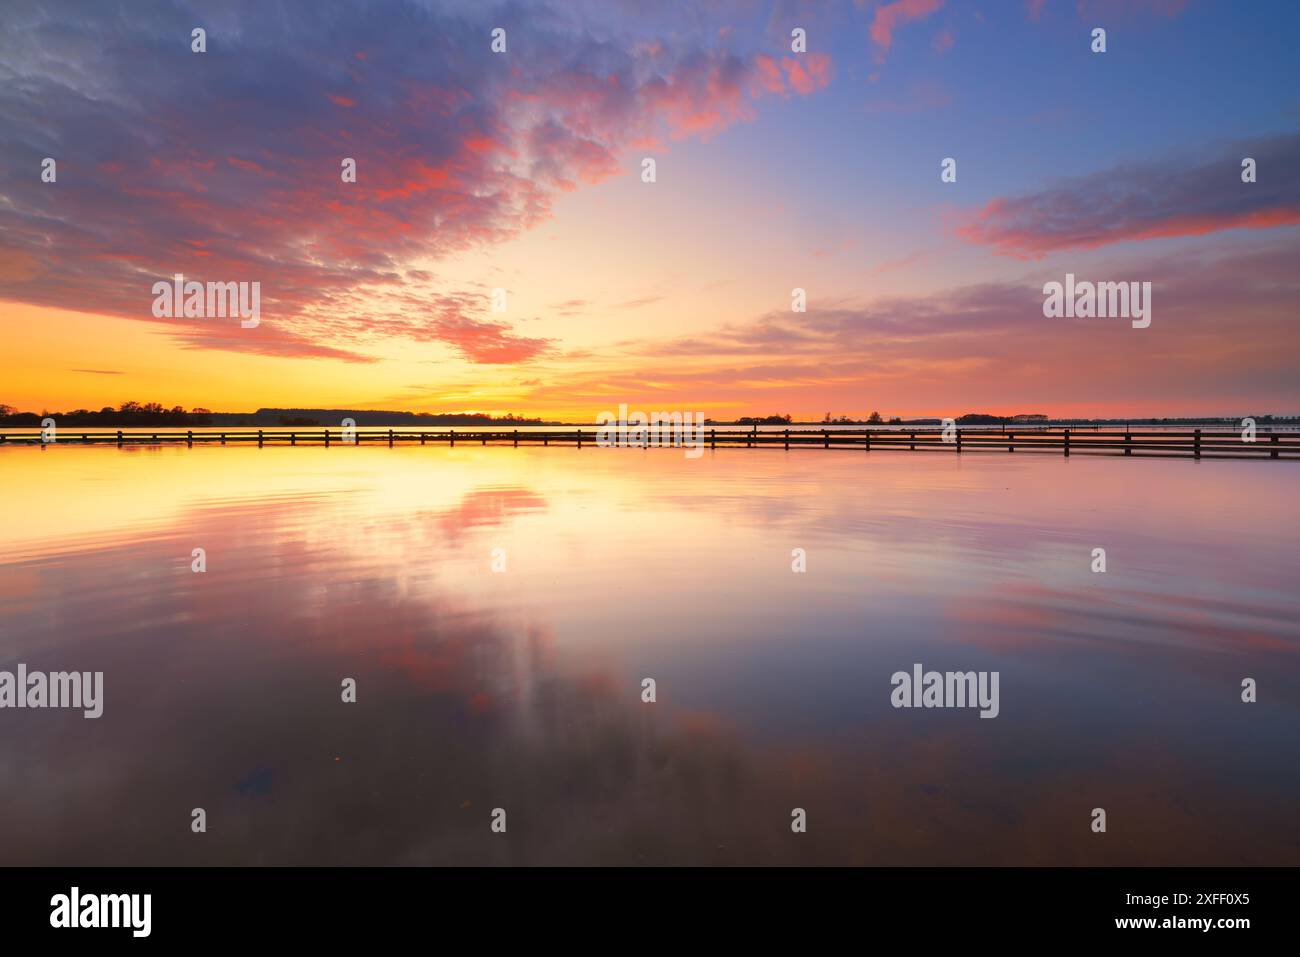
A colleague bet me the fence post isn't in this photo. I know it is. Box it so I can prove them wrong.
[1124,433,1132,456]
[1193,429,1200,459]
[823,430,829,449]
[784,429,789,450]
[1271,434,1279,459]
[325,430,330,447]
[955,429,962,454]
[449,429,455,447]
[513,429,518,447]
[117,430,123,447]
[1008,431,1015,453]
[1063,428,1070,457]
[865,430,871,452]
[910,431,915,451]
[187,430,193,447]
[257,430,263,448]
[290,432,296,446]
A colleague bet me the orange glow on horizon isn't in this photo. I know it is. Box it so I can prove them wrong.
[3,298,1294,423]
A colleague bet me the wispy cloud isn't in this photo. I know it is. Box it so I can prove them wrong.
[530,236,1300,414]
[549,299,591,316]
[954,132,1300,258]
[868,0,945,59]
[613,295,666,310]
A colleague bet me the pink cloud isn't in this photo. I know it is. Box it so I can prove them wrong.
[536,236,1300,416]
[419,314,554,364]
[753,54,786,94]
[0,4,833,366]
[870,0,945,51]
[782,53,834,95]
[959,204,1300,259]
[953,133,1300,258]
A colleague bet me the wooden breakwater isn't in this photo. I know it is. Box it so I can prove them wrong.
[1,427,1296,459]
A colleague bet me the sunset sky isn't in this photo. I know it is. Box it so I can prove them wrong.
[1,0,1297,421]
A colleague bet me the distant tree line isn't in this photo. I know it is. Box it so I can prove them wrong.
[0,401,213,426]
[706,412,891,425]
[4,403,1292,430]
[213,409,554,426]
[0,404,554,427]
[712,414,792,425]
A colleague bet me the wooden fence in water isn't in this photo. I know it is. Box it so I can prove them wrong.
[1,427,1296,459]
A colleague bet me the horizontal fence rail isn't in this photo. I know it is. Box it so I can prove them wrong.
[1,428,1296,459]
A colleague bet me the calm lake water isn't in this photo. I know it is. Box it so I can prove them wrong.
[1,445,1297,865]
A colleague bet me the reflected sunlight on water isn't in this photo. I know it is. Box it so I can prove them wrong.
[1,445,1297,864]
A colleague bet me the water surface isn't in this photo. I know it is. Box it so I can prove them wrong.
[1,445,1297,864]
